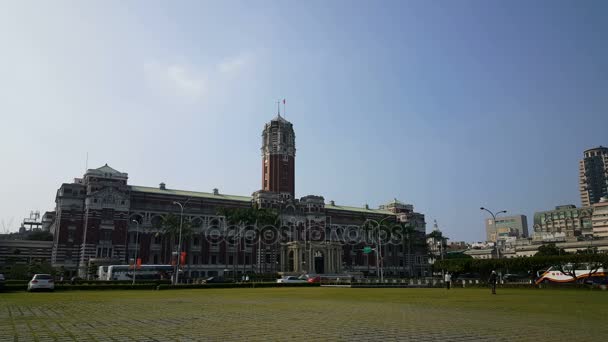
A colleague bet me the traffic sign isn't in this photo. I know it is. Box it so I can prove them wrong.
[363,246,372,254]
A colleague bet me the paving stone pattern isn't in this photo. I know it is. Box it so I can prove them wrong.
[0,288,606,341]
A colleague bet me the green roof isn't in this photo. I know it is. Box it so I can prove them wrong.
[131,185,395,214]
[324,203,394,215]
[130,185,252,202]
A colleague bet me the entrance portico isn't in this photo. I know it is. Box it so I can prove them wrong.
[281,241,342,274]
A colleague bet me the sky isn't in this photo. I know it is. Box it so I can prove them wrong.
[0,0,607,241]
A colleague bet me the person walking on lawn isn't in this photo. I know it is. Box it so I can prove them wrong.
[488,270,498,294]
[444,272,452,290]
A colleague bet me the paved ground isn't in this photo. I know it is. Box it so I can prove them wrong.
[1,287,607,341]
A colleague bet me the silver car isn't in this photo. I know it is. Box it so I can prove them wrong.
[28,274,55,292]
[276,276,308,284]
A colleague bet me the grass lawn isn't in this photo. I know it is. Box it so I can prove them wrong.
[1,287,607,341]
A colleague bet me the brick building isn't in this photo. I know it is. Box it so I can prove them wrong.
[48,114,428,278]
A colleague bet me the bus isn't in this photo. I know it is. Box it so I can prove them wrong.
[98,266,109,280]
[535,265,607,285]
[100,265,174,281]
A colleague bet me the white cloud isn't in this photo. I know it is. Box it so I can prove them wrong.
[217,53,252,75]
[144,61,206,100]
[143,53,254,101]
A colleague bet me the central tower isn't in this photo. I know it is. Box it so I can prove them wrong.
[261,113,296,198]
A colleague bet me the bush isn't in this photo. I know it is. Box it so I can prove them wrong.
[1,284,28,292]
[5,280,28,286]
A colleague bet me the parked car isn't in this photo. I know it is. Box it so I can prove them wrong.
[455,272,481,280]
[203,276,234,284]
[503,273,530,282]
[0,273,5,291]
[307,275,321,283]
[276,276,308,284]
[28,274,55,292]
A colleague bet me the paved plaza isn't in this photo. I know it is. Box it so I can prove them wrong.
[1,287,607,341]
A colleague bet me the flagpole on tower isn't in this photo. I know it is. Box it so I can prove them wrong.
[277,100,281,117]
[283,99,286,118]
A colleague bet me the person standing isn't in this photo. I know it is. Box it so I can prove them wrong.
[444,272,452,290]
[488,270,498,294]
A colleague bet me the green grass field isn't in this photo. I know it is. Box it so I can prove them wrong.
[1,287,607,341]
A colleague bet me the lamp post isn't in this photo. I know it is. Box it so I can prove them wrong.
[364,216,393,283]
[131,219,140,285]
[480,207,507,259]
[173,201,185,285]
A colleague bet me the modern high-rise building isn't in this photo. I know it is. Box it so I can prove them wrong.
[579,146,608,207]
[485,215,528,242]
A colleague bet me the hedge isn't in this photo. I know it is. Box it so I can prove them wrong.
[156,282,320,290]
[2,279,171,286]
[434,254,608,277]
[68,279,171,285]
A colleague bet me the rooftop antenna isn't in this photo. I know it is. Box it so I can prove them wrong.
[85,152,89,172]
[283,98,286,118]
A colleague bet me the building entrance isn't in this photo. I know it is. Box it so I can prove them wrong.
[314,250,324,274]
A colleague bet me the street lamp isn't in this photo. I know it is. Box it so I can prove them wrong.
[173,201,185,285]
[364,216,393,283]
[480,207,507,259]
[131,219,140,285]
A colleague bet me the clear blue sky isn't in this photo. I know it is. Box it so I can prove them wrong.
[1,1,607,241]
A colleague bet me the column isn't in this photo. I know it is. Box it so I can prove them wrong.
[280,248,285,272]
[328,247,333,274]
[334,247,339,273]
[335,247,341,273]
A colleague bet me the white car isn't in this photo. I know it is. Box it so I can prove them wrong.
[28,274,55,292]
[276,276,308,284]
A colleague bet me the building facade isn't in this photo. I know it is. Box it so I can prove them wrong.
[48,114,429,279]
[580,146,608,207]
[532,205,593,239]
[465,238,608,259]
[0,240,53,265]
[485,215,528,242]
[592,197,608,238]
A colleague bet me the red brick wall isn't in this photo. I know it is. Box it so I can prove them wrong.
[263,155,295,197]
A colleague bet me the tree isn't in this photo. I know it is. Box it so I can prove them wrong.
[445,252,473,260]
[87,262,98,279]
[400,223,415,276]
[554,253,608,284]
[435,254,608,284]
[536,243,567,256]
[27,230,53,241]
[219,206,278,276]
[156,213,193,272]
[426,230,448,264]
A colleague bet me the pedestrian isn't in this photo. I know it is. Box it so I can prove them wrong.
[444,272,451,290]
[488,270,498,294]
